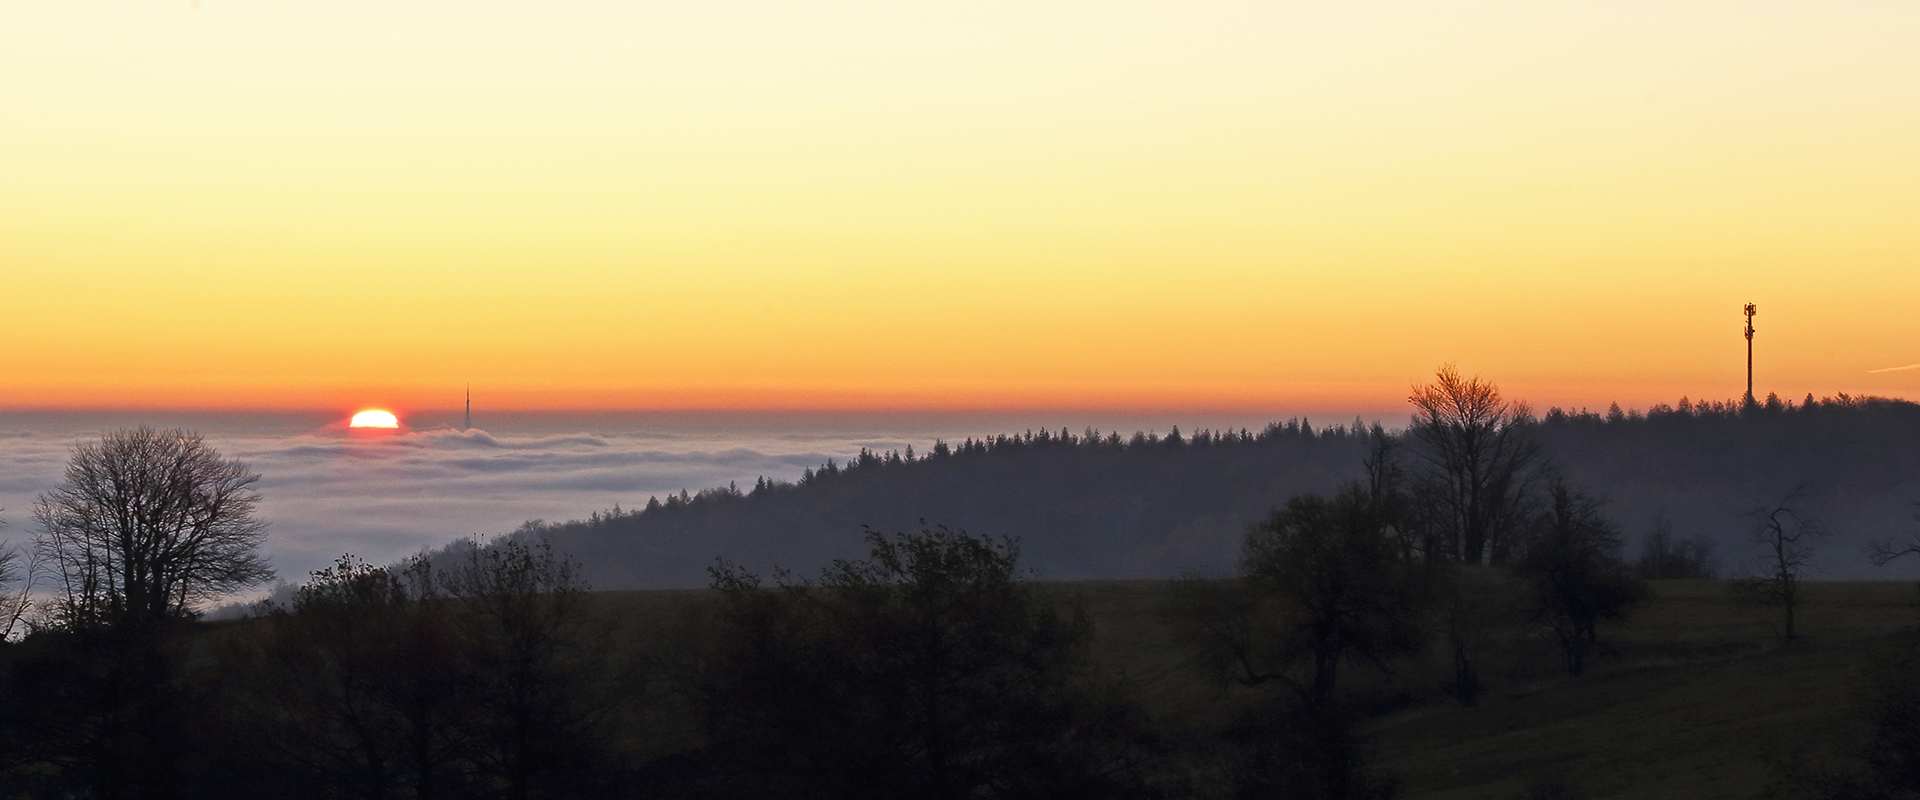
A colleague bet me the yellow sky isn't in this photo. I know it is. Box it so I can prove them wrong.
[3,1,1916,413]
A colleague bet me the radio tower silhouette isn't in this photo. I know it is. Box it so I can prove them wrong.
[1743,303,1757,405]
[465,385,472,431]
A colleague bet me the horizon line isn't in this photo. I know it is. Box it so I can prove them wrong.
[3,394,1881,418]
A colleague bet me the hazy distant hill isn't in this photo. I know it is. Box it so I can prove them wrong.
[1535,395,1920,580]
[528,422,1366,588]
[512,396,1920,589]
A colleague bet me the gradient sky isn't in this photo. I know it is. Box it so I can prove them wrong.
[4,1,1916,414]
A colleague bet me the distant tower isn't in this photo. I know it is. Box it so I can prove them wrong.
[465,385,472,431]
[1743,303,1757,405]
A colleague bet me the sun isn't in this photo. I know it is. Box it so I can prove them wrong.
[349,410,400,429]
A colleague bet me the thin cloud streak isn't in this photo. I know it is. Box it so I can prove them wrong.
[1868,363,1920,374]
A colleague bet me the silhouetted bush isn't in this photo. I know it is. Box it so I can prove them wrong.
[212,542,623,800]
[1221,701,1400,800]
[1633,520,1718,579]
[1234,486,1426,706]
[1516,477,1642,676]
[1858,645,1920,795]
[699,524,1155,800]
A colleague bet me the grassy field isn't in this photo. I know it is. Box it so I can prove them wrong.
[1370,583,1916,799]
[588,579,1920,799]
[1022,580,1920,799]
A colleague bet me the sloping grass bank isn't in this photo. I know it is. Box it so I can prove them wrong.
[585,580,1919,798]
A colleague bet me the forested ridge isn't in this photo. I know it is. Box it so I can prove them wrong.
[528,420,1372,587]
[516,393,1920,588]
[12,386,1920,798]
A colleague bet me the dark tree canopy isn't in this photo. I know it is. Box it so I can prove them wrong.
[32,427,272,627]
[1860,647,1920,795]
[1430,563,1518,706]
[1634,520,1718,580]
[1245,487,1425,705]
[229,541,610,800]
[244,555,463,800]
[1518,477,1641,676]
[438,538,604,800]
[703,524,1149,800]
[1176,486,1425,708]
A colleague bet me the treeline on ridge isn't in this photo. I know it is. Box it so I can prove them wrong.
[524,418,1376,587]
[500,390,1920,588]
[11,375,1920,798]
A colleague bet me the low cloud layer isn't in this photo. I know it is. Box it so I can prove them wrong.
[0,410,1283,589]
[0,417,862,586]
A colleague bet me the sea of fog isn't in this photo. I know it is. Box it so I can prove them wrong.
[0,409,1351,589]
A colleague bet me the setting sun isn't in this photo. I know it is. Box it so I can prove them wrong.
[349,410,399,429]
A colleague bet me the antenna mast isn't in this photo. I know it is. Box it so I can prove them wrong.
[1743,303,1757,405]
[465,385,472,431]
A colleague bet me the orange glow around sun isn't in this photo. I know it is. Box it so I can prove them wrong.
[349,410,400,428]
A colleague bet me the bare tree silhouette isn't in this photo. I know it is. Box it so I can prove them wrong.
[32,427,273,628]
[1407,365,1542,564]
[1732,485,1824,642]
[0,511,37,640]
[1867,503,1920,569]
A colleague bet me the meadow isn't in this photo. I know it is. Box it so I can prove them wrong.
[585,578,1920,799]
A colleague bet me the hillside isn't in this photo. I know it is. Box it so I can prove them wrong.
[1536,395,1920,579]
[586,578,1920,799]
[540,421,1370,587]
[519,397,1920,590]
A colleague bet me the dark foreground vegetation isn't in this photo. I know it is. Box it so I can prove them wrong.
[5,566,1920,798]
[6,371,1920,798]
